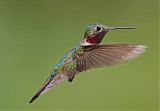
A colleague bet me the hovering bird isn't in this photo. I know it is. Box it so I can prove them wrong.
[29,24,146,103]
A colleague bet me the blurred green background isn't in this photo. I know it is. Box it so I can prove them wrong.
[0,0,158,111]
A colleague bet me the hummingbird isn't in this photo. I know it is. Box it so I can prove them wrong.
[29,24,146,103]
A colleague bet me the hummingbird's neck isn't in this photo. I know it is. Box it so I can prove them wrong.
[80,32,106,46]
[80,38,98,46]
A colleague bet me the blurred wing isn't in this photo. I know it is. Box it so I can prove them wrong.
[29,72,67,103]
[77,44,146,72]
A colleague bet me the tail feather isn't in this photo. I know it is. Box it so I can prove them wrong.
[29,79,51,103]
[29,73,67,103]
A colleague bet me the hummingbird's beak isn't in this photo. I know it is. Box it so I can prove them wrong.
[105,26,135,31]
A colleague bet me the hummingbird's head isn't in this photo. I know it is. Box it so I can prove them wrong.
[81,24,135,46]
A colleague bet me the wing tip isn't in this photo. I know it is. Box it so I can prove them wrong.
[136,44,147,49]
[134,45,147,54]
[122,45,147,61]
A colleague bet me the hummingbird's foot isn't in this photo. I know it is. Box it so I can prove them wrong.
[68,76,74,82]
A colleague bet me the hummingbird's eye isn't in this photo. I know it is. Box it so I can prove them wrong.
[96,26,101,31]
